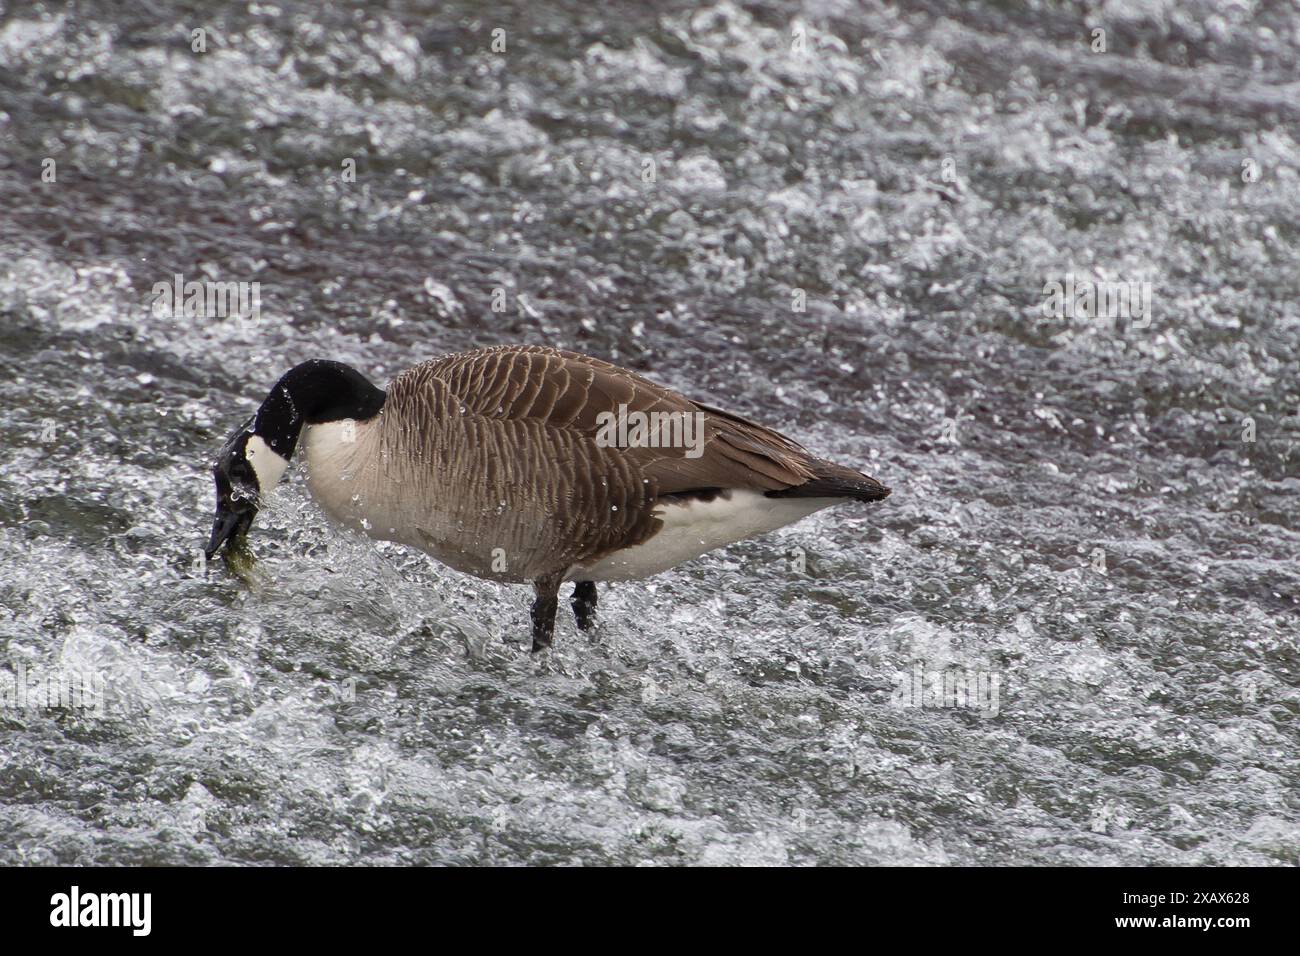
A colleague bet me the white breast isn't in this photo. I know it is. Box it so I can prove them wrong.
[301,418,490,574]
[301,419,396,539]
[572,490,838,582]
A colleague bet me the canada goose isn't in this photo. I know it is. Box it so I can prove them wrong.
[204,345,890,650]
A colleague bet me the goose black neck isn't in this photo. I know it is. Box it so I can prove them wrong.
[254,359,386,459]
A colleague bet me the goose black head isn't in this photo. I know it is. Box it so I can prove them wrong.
[204,359,386,561]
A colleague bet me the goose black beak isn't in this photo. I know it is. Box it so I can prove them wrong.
[205,416,260,560]
[205,498,255,560]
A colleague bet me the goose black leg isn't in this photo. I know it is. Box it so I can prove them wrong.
[530,574,562,652]
[572,581,598,631]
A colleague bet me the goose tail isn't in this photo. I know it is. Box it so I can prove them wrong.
[765,461,891,502]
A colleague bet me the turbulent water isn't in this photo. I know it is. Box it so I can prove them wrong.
[0,0,1297,865]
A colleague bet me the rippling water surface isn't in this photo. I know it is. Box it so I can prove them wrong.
[0,0,1297,865]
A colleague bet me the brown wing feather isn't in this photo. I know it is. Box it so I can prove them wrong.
[388,346,885,574]
[420,346,823,489]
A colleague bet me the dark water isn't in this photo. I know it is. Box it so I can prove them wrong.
[0,0,1296,865]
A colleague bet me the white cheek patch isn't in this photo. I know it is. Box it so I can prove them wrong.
[245,435,290,494]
